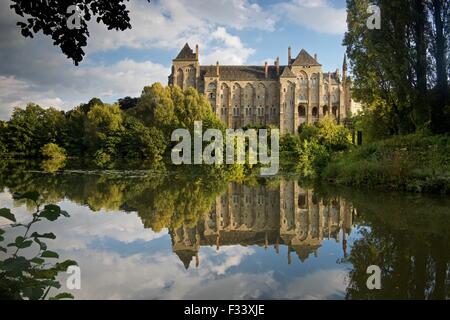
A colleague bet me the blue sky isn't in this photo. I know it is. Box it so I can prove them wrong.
[0,0,349,119]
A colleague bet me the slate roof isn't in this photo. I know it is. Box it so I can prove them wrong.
[291,49,321,66]
[279,66,296,78]
[174,43,197,61]
[200,65,290,81]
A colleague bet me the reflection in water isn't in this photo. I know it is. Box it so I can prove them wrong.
[0,163,448,299]
[170,181,352,269]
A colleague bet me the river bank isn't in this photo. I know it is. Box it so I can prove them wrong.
[321,133,450,194]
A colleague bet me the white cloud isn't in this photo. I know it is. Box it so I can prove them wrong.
[0,0,262,119]
[276,0,347,34]
[201,27,255,64]
[0,60,169,120]
[86,0,275,53]
[0,0,348,120]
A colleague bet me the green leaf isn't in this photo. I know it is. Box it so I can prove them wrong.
[41,250,59,259]
[39,204,61,221]
[30,268,58,279]
[0,208,16,222]
[54,259,77,271]
[13,191,40,202]
[49,293,74,300]
[34,238,47,250]
[8,236,33,249]
[31,257,45,265]
[1,256,31,272]
[40,279,61,289]
[23,286,45,300]
[31,232,56,239]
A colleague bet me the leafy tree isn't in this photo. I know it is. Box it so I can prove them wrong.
[118,96,139,110]
[41,143,66,160]
[344,0,450,135]
[10,0,150,65]
[85,103,124,159]
[119,115,166,161]
[0,121,7,155]
[4,104,66,157]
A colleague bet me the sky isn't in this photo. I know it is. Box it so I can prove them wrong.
[0,0,349,120]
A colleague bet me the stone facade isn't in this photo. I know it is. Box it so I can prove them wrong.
[170,181,353,269]
[169,43,355,134]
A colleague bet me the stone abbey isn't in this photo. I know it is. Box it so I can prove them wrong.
[169,43,359,133]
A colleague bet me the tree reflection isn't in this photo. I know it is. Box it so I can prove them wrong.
[334,188,450,300]
[0,162,448,299]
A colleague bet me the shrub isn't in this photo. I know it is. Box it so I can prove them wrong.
[41,143,66,160]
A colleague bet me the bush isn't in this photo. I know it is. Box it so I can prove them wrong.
[322,133,450,193]
[297,139,331,178]
[41,143,66,160]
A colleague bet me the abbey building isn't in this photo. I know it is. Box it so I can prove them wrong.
[169,43,358,134]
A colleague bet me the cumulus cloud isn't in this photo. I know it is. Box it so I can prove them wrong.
[0,0,347,119]
[201,27,255,64]
[276,0,347,34]
[86,0,275,53]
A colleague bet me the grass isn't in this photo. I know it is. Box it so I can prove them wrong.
[322,133,450,193]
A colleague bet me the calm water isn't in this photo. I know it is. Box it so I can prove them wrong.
[0,163,449,300]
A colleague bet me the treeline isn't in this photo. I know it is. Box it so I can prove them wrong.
[0,83,223,165]
[345,0,450,139]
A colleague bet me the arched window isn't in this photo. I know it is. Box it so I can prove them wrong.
[312,107,318,117]
[332,106,338,117]
[176,68,184,88]
[323,106,329,115]
[298,194,306,208]
[298,105,306,117]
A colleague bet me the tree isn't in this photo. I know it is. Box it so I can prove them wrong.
[10,0,150,65]
[118,96,139,110]
[429,0,450,133]
[119,115,166,161]
[85,103,124,160]
[41,143,66,160]
[344,0,450,135]
[0,121,7,155]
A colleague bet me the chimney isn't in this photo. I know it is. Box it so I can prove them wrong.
[264,61,268,78]
[216,61,220,77]
[314,53,318,61]
[195,44,199,60]
[275,57,280,75]
[288,46,292,64]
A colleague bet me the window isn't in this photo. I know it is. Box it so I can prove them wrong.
[298,105,306,117]
[312,107,318,117]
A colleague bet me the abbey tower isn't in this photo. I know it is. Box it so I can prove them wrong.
[169,43,355,134]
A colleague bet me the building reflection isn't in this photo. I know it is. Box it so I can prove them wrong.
[170,181,353,269]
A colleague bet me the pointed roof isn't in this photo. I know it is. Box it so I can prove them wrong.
[292,49,321,66]
[174,43,197,61]
[279,66,296,78]
[174,250,196,269]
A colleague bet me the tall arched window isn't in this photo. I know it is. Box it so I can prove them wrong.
[312,107,318,117]
[176,68,184,88]
[298,105,306,117]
